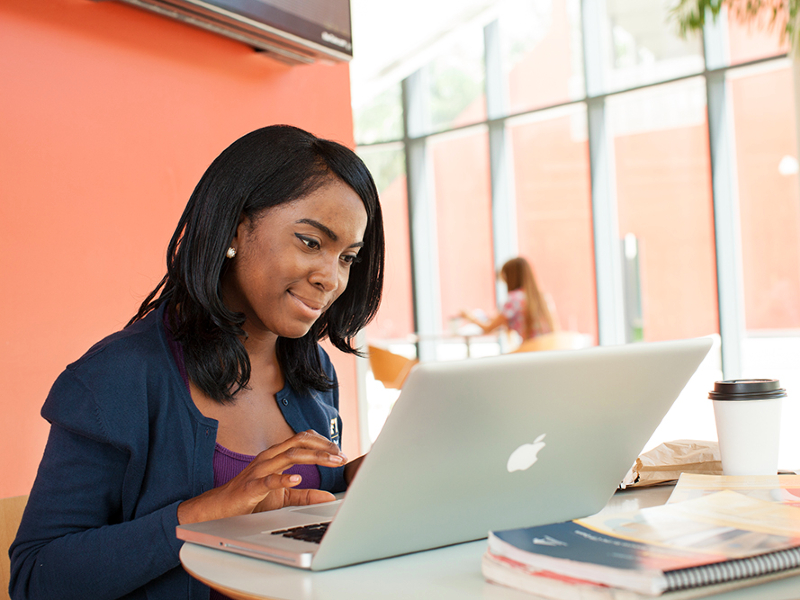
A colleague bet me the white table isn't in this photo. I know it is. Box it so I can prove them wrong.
[180,486,800,600]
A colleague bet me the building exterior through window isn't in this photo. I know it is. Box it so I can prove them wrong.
[350,0,800,469]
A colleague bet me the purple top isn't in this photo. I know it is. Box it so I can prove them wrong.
[211,443,320,489]
[164,317,321,489]
[165,317,323,600]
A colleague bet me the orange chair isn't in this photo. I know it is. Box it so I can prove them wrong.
[1,495,28,600]
[367,345,418,390]
[512,331,592,353]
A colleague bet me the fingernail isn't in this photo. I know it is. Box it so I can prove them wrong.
[289,474,301,483]
[330,455,345,463]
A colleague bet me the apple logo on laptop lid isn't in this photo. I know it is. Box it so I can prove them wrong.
[507,434,546,472]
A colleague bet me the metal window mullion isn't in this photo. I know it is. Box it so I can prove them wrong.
[586,99,626,345]
[705,14,744,378]
[484,19,517,308]
[488,124,517,272]
[582,0,626,345]
[402,70,442,362]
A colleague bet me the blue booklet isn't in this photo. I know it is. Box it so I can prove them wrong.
[486,490,800,597]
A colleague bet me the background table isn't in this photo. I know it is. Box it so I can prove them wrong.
[180,486,800,600]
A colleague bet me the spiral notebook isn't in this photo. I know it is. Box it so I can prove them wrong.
[485,489,800,598]
[177,337,712,571]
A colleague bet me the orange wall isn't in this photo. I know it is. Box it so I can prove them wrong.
[733,68,800,330]
[1,0,360,498]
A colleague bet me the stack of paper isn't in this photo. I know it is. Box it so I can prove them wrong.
[483,477,800,599]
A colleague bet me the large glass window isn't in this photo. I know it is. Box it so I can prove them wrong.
[350,1,800,465]
[728,59,800,466]
[609,78,718,343]
[509,105,597,340]
[498,0,585,115]
[602,0,704,92]
[726,9,791,65]
[353,83,404,145]
[358,144,414,341]
[608,78,722,447]
[358,144,415,442]
[423,25,487,134]
[429,126,496,358]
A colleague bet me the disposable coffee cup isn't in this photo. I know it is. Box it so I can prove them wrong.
[709,379,786,476]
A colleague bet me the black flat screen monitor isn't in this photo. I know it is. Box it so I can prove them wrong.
[114,0,353,64]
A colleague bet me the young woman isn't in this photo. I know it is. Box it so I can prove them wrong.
[461,257,555,343]
[10,125,384,600]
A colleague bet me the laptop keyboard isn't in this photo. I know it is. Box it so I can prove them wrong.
[271,522,331,544]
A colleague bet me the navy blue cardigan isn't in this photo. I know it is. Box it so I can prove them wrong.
[9,305,347,600]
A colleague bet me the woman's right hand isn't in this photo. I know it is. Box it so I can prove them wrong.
[177,430,346,525]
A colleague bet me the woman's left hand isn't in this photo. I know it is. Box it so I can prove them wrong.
[177,430,346,524]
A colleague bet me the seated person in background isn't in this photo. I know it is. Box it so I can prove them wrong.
[9,125,384,600]
[461,257,555,344]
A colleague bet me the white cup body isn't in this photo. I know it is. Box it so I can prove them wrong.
[713,397,783,476]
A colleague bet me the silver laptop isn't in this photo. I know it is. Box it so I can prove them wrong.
[176,337,712,571]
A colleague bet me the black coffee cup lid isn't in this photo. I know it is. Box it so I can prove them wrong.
[709,379,787,401]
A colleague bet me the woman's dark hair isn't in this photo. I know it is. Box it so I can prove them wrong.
[129,125,384,401]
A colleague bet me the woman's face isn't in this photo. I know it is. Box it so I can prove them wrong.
[222,177,368,342]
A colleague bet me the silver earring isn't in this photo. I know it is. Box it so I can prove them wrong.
[226,247,236,259]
